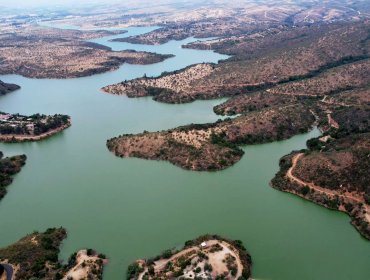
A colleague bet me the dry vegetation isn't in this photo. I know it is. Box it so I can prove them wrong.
[104,21,370,104]
[39,0,370,33]
[106,13,370,240]
[107,104,314,171]
[213,91,302,116]
[105,21,370,172]
[102,63,215,103]
[112,0,370,45]
[0,26,171,79]
[0,228,107,280]
[0,152,26,201]
[126,235,252,280]
[321,87,370,107]
[271,104,370,239]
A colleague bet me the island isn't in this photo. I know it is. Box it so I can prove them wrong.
[0,24,172,79]
[0,80,20,95]
[126,235,252,280]
[0,152,26,201]
[0,112,71,142]
[0,228,107,280]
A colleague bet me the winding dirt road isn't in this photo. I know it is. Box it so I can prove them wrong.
[287,153,370,223]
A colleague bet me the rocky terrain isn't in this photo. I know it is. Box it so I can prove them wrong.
[106,20,370,171]
[38,0,370,33]
[111,0,370,45]
[106,14,370,239]
[0,112,71,142]
[102,63,216,103]
[107,104,314,171]
[0,152,26,201]
[103,21,370,104]
[0,25,172,79]
[0,228,107,280]
[271,100,370,239]
[127,235,252,280]
[0,80,20,95]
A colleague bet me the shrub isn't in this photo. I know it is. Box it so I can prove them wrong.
[204,263,213,272]
[162,249,173,259]
[301,186,310,195]
[148,265,155,276]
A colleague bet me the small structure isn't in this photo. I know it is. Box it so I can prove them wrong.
[200,242,207,248]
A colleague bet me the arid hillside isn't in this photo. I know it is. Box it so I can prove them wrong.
[38,0,370,32]
[0,26,172,79]
[104,21,370,104]
[106,16,370,239]
[112,0,370,45]
[107,104,314,171]
[0,228,107,280]
[271,101,370,240]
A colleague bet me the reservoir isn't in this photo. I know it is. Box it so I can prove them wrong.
[0,26,369,280]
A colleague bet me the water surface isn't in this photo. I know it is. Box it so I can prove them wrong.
[0,26,369,280]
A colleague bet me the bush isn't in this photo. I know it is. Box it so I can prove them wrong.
[204,263,213,272]
[162,249,173,259]
[127,262,144,280]
[148,265,155,276]
[86,249,94,256]
[301,186,310,195]
[194,267,201,273]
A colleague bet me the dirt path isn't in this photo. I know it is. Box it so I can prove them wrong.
[287,153,369,223]
[327,113,339,129]
[138,240,244,280]
[320,95,350,107]
[62,250,105,280]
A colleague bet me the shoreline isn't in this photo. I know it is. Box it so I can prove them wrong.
[0,52,173,80]
[127,235,252,280]
[271,151,370,240]
[0,121,71,143]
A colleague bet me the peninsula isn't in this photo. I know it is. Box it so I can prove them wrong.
[0,80,20,95]
[104,13,370,240]
[0,112,71,142]
[127,235,252,280]
[107,104,314,170]
[104,19,369,171]
[0,25,172,79]
[272,103,370,239]
[0,152,26,201]
[0,228,107,280]
[103,21,370,104]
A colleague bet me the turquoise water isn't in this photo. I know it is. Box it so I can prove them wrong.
[0,26,369,280]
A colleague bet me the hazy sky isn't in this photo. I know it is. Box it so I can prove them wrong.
[0,0,205,10]
[0,0,117,8]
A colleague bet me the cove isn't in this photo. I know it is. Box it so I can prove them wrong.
[0,26,369,280]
